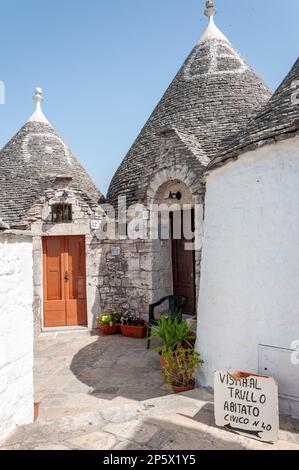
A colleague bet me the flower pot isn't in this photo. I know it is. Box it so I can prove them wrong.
[100,324,121,335]
[120,324,147,338]
[172,383,195,394]
[182,333,196,349]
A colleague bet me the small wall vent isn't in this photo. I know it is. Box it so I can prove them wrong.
[258,344,299,400]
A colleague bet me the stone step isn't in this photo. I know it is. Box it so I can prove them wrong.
[1,388,214,449]
[36,393,150,423]
[38,388,214,428]
[2,388,299,450]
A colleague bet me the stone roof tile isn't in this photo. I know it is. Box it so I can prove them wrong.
[0,120,102,226]
[210,57,299,169]
[107,13,271,207]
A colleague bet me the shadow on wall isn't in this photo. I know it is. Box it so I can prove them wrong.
[70,334,172,401]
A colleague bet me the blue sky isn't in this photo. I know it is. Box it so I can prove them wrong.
[0,0,298,195]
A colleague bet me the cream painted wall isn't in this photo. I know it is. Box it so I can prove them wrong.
[0,232,34,442]
[197,137,299,403]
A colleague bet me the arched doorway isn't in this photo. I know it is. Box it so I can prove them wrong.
[150,179,198,316]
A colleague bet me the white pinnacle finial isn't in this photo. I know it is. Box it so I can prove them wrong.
[27,87,50,125]
[33,87,43,105]
[197,0,227,44]
[205,0,216,18]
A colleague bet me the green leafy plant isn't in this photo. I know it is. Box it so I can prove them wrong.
[149,316,195,352]
[120,311,136,325]
[98,313,119,326]
[162,347,204,388]
[131,318,147,327]
[120,312,147,327]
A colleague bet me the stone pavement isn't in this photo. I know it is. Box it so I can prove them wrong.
[32,330,170,422]
[1,331,299,450]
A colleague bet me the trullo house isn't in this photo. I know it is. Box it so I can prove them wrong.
[0,87,105,333]
[197,57,299,418]
[105,1,271,317]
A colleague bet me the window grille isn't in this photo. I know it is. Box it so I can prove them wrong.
[51,204,72,223]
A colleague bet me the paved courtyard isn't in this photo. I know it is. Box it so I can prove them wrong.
[33,330,170,421]
[1,331,299,450]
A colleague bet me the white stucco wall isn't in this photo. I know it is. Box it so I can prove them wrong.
[197,137,299,402]
[0,232,34,442]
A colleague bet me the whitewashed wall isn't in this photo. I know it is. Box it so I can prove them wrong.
[197,137,299,413]
[0,231,34,442]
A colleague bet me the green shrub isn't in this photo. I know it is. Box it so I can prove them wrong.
[98,313,119,326]
[162,347,204,387]
[149,316,196,353]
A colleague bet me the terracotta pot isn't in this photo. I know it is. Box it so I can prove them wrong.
[120,324,147,338]
[100,324,121,335]
[172,383,195,394]
[181,333,196,350]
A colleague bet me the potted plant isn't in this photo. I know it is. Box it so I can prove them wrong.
[161,347,204,394]
[98,313,120,335]
[120,312,148,338]
[149,317,196,368]
[182,331,196,349]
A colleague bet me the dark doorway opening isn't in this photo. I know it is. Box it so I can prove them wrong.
[171,210,195,316]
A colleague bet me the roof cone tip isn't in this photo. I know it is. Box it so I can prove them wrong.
[198,1,228,44]
[27,87,50,125]
[205,0,216,18]
[33,87,43,104]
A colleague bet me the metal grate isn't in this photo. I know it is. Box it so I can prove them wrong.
[51,204,72,223]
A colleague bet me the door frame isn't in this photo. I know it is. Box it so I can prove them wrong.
[42,235,88,329]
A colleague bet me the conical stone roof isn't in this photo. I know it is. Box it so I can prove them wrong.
[107,6,271,208]
[210,57,299,168]
[0,89,102,226]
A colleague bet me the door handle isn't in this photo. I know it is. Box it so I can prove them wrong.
[64,271,69,282]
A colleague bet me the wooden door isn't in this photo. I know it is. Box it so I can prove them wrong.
[43,236,87,327]
[172,211,195,315]
[65,236,87,326]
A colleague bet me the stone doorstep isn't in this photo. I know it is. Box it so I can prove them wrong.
[35,395,147,424]
[41,326,90,334]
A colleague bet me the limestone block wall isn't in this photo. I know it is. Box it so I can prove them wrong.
[151,239,173,304]
[97,236,200,319]
[104,130,206,319]
[0,231,34,442]
[96,213,203,319]
[97,240,152,318]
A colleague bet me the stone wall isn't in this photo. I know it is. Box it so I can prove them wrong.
[150,239,173,305]
[97,131,207,319]
[20,158,204,328]
[97,234,201,319]
[97,239,152,318]
[144,130,205,315]
[0,231,34,442]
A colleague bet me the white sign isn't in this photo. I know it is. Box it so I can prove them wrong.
[111,246,121,256]
[214,371,279,443]
[90,220,100,230]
